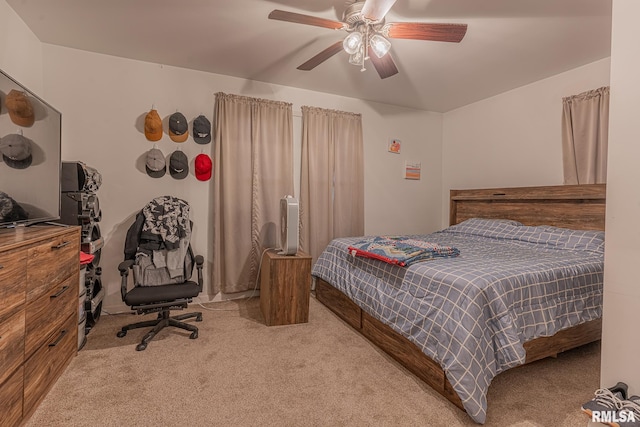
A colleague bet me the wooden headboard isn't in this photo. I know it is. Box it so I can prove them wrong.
[450,184,606,231]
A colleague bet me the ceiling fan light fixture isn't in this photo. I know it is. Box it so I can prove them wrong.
[268,2,466,80]
[370,34,391,58]
[343,31,363,54]
[348,45,365,66]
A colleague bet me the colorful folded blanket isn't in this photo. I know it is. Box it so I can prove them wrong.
[347,236,460,267]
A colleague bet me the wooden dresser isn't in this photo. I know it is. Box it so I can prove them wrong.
[0,225,80,427]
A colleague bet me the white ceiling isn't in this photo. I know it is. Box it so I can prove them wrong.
[7,0,612,112]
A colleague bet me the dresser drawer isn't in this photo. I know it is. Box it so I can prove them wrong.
[26,231,79,303]
[0,310,25,386]
[0,248,26,322]
[25,274,77,359]
[0,366,24,427]
[23,313,76,416]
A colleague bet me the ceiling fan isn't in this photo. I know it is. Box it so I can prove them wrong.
[268,0,467,79]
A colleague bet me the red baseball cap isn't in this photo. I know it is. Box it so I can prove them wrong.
[195,153,212,181]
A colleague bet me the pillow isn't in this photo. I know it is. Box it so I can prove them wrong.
[443,218,523,239]
[516,225,605,254]
[444,218,605,254]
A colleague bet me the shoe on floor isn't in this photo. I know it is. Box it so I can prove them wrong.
[612,383,631,400]
[582,385,627,418]
[612,395,640,427]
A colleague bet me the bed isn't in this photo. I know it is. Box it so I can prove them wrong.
[311,184,606,424]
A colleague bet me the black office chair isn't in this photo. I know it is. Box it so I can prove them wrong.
[116,196,204,351]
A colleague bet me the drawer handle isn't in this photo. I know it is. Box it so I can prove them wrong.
[0,264,3,270]
[50,285,70,299]
[48,329,68,347]
[52,241,70,249]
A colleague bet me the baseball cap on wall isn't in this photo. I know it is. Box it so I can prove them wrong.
[145,147,166,178]
[169,112,189,142]
[169,150,189,179]
[192,115,211,144]
[144,109,163,141]
[5,90,35,127]
[194,153,212,181]
[0,134,33,169]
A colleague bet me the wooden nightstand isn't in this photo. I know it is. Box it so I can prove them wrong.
[260,250,312,326]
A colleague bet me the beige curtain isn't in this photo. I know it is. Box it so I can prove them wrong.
[562,86,609,184]
[300,106,364,263]
[212,93,294,294]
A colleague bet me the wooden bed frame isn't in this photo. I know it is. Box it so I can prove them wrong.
[314,184,606,412]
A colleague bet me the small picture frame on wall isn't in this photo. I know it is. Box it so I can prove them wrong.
[405,161,421,180]
[388,138,401,154]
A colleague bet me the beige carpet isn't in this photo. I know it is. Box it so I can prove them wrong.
[26,296,599,427]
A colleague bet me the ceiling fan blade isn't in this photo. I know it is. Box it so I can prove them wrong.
[361,0,398,22]
[297,41,344,71]
[384,23,468,43]
[268,10,345,30]
[369,52,399,79]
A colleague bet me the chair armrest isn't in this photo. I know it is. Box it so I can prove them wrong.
[195,255,204,291]
[118,259,134,302]
[118,260,134,275]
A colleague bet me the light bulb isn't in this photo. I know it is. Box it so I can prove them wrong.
[349,45,364,66]
[370,34,391,58]
[343,31,363,55]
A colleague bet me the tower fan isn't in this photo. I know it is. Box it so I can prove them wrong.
[279,195,299,255]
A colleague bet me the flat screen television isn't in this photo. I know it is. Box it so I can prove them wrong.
[0,67,61,228]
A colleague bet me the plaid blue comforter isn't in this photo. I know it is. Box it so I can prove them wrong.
[311,218,604,424]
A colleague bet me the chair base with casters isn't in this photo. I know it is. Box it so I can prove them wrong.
[117,255,204,351]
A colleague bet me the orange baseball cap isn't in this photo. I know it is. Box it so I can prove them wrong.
[144,109,163,141]
[5,90,35,127]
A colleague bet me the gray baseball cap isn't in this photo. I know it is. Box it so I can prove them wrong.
[169,150,189,179]
[192,115,211,144]
[169,112,189,142]
[0,134,33,169]
[145,148,166,178]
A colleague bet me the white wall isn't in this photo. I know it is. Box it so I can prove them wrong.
[599,0,640,397]
[441,58,611,228]
[0,0,43,93]
[40,44,442,313]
